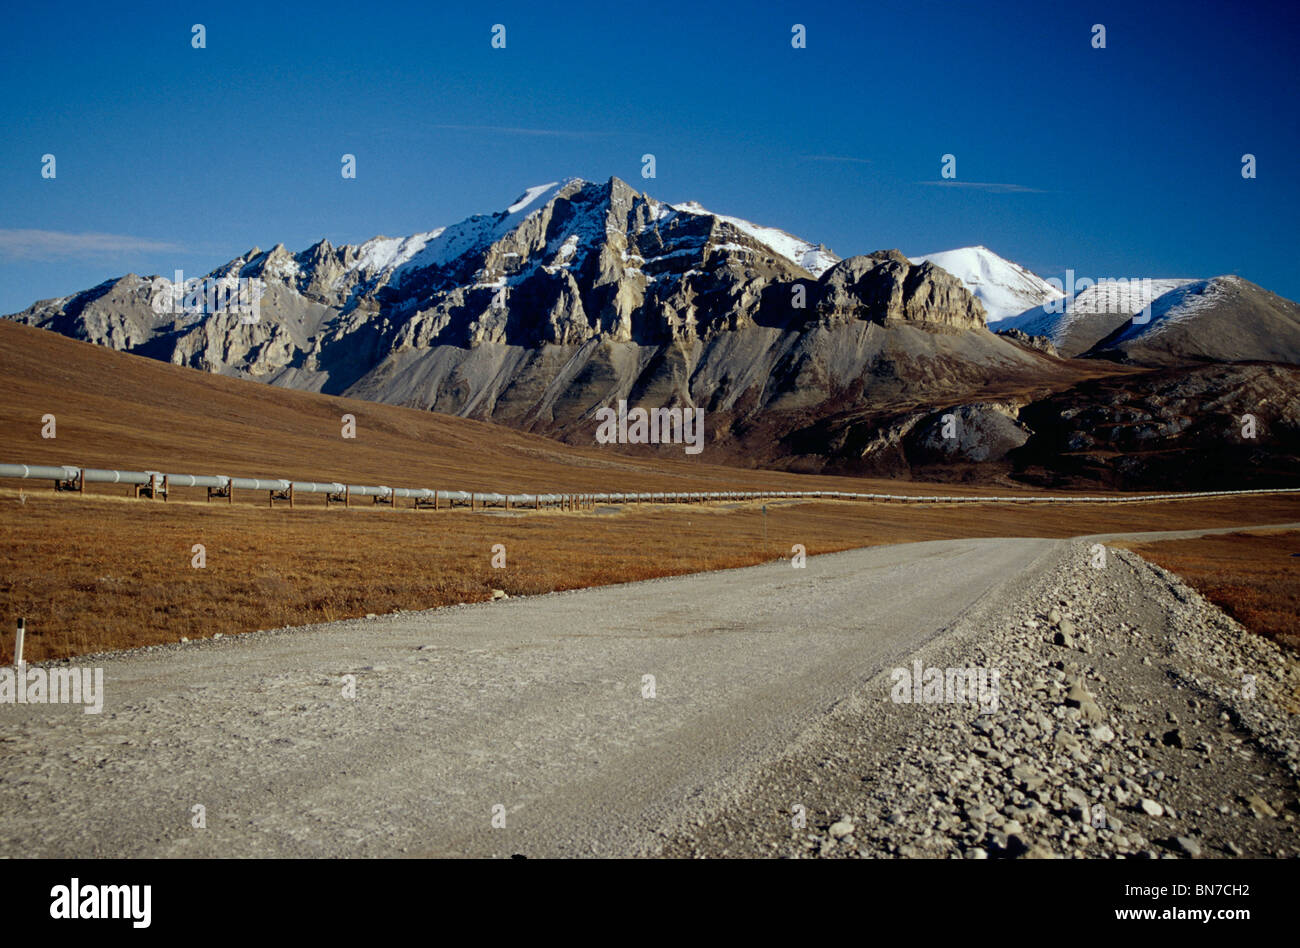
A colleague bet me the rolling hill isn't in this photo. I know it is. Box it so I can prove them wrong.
[1083,276,1300,366]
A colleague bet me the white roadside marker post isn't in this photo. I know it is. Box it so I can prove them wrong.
[15,617,25,667]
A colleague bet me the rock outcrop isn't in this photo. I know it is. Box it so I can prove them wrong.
[996,327,1058,357]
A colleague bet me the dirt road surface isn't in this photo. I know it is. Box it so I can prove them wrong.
[2,526,1294,858]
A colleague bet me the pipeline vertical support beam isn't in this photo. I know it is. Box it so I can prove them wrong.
[162,475,169,502]
[289,482,295,509]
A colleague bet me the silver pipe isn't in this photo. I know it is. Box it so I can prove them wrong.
[164,473,229,489]
[82,468,151,485]
[0,463,80,481]
[228,477,291,491]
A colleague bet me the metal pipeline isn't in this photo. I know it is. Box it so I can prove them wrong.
[1,461,1297,507]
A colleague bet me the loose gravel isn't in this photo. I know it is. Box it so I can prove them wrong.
[661,541,1299,858]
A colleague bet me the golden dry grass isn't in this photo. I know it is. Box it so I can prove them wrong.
[4,488,1299,662]
[1118,531,1300,650]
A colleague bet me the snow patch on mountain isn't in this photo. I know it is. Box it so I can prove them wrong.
[387,179,585,286]
[507,182,561,214]
[1103,278,1232,345]
[350,231,446,277]
[672,201,839,276]
[1000,278,1200,344]
[1068,278,1198,319]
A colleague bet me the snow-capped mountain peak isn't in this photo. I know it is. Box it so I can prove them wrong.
[908,246,1065,323]
[215,179,844,301]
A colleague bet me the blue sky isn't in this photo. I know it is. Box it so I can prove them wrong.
[2,0,1297,314]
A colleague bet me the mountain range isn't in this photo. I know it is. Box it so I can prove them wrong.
[6,175,1300,488]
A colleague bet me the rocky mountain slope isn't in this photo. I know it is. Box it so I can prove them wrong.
[1010,362,1300,490]
[998,279,1199,357]
[1083,276,1300,367]
[7,177,1299,488]
[6,176,1084,467]
[780,355,1300,488]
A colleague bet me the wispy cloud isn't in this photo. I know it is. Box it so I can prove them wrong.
[802,154,873,164]
[919,181,1047,194]
[0,229,184,261]
[429,124,614,138]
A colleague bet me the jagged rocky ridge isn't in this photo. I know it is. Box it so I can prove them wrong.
[7,176,1078,462]
[8,177,1300,488]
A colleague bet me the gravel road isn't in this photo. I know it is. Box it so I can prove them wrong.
[0,527,1295,858]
